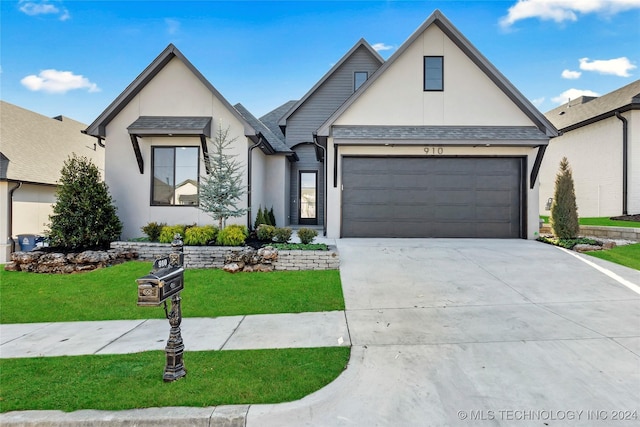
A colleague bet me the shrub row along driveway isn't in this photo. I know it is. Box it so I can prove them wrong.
[249,239,640,426]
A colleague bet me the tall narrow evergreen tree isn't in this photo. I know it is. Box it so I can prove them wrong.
[199,123,247,229]
[48,154,122,250]
[550,157,579,239]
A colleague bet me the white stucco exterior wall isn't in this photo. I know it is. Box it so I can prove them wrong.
[104,58,252,238]
[334,25,533,127]
[628,110,639,214]
[538,115,626,217]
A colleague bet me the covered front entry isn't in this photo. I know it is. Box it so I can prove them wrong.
[341,156,525,238]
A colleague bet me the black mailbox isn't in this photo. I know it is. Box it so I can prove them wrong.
[137,266,184,306]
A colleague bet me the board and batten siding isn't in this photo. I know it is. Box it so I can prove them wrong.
[289,145,325,225]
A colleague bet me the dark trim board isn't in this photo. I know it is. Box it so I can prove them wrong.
[340,155,527,238]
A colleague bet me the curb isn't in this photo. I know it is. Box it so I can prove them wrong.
[0,405,248,427]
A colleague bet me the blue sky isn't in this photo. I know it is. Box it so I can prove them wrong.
[1,0,639,125]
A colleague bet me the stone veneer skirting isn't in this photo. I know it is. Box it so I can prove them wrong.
[110,241,340,270]
[539,225,640,241]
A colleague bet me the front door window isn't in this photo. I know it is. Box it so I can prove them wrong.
[299,171,317,225]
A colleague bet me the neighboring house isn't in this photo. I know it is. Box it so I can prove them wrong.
[84,10,557,241]
[0,101,105,263]
[540,80,640,217]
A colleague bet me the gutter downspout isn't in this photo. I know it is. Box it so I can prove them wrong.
[615,112,629,215]
[247,134,263,230]
[312,133,327,236]
[81,130,105,148]
[7,181,22,255]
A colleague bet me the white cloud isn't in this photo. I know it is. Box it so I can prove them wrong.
[19,1,70,21]
[165,18,180,35]
[500,0,640,28]
[530,97,545,107]
[21,69,100,94]
[551,88,600,105]
[561,69,581,79]
[372,43,393,52]
[579,57,636,77]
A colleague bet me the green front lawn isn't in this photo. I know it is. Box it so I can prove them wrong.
[0,347,350,413]
[540,216,640,228]
[585,243,640,271]
[0,262,344,324]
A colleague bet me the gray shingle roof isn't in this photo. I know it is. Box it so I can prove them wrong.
[127,116,212,136]
[333,126,549,143]
[260,100,296,138]
[0,101,104,185]
[545,79,640,131]
[234,104,292,154]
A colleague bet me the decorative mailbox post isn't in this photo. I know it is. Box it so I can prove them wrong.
[136,234,186,382]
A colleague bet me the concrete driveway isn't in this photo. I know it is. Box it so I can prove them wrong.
[249,239,640,426]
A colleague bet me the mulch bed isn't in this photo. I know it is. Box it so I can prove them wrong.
[610,214,640,222]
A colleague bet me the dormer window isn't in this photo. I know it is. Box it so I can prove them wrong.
[424,56,443,91]
[354,71,368,91]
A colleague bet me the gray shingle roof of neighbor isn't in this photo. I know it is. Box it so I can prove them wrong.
[545,79,640,131]
[127,116,212,136]
[233,104,292,154]
[0,101,104,185]
[84,44,258,139]
[317,10,558,139]
[332,126,550,145]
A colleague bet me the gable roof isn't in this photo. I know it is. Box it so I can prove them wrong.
[84,44,257,139]
[1,101,103,185]
[233,103,293,155]
[278,39,384,128]
[545,79,640,131]
[317,10,558,138]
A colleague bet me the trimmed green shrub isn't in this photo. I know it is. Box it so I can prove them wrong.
[216,224,248,246]
[268,207,276,227]
[256,224,276,241]
[297,228,318,245]
[274,227,292,243]
[254,206,266,229]
[141,222,166,242]
[550,157,579,239]
[48,154,122,250]
[159,225,186,243]
[184,225,218,246]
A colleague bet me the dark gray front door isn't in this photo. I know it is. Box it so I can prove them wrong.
[341,157,524,238]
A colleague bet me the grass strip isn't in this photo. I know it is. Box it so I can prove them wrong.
[0,262,344,324]
[0,347,350,413]
[585,243,640,271]
[540,216,640,228]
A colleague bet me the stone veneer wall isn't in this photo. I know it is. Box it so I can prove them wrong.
[539,225,640,241]
[110,242,340,270]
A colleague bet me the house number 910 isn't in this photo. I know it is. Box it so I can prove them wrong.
[424,147,444,155]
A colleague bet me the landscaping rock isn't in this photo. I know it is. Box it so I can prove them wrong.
[573,244,602,253]
[602,241,617,250]
[5,249,138,274]
[223,246,279,273]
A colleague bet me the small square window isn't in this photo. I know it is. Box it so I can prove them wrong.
[354,71,368,91]
[151,146,199,206]
[424,56,443,91]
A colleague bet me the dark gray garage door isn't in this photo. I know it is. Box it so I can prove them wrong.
[341,157,524,238]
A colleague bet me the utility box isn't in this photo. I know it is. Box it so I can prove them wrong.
[136,266,184,306]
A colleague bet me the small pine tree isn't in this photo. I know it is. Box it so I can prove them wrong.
[199,123,248,229]
[48,154,122,250]
[268,206,276,227]
[254,206,266,229]
[550,157,579,239]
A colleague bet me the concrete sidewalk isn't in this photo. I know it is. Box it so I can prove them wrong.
[0,311,350,358]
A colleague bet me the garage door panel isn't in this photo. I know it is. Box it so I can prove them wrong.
[342,157,523,238]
